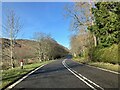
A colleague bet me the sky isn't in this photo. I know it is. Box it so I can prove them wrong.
[2,2,73,48]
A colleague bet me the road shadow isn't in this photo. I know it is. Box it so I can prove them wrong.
[29,60,85,76]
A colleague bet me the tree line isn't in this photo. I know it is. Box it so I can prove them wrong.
[33,32,69,62]
[66,2,119,64]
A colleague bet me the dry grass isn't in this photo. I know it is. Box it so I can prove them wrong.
[89,62,120,72]
[73,58,120,72]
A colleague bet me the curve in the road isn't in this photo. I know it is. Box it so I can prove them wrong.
[62,59,104,90]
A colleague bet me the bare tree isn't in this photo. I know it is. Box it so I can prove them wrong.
[65,2,97,47]
[70,31,88,57]
[33,32,69,61]
[3,10,22,68]
[33,32,52,61]
[33,32,44,61]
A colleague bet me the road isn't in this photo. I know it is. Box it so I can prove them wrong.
[11,59,119,89]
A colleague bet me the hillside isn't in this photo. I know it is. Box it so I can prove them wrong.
[1,38,69,69]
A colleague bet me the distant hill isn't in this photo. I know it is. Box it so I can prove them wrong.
[1,38,37,59]
[1,38,69,69]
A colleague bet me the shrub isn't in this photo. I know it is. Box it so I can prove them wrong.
[92,44,119,64]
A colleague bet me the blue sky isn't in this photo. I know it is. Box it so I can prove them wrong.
[2,2,73,48]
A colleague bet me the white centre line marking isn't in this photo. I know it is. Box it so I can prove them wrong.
[62,59,104,90]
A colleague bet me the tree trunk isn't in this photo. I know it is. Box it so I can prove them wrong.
[10,40,14,68]
[93,34,97,47]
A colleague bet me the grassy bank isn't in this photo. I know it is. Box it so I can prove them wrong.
[73,44,119,72]
[89,62,120,72]
[1,60,54,89]
[73,58,120,73]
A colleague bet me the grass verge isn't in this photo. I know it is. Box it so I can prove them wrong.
[88,62,120,72]
[1,60,54,89]
[73,58,120,73]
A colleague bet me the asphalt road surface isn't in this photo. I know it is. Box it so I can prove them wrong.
[11,59,119,90]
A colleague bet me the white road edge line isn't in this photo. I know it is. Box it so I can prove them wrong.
[62,59,104,90]
[6,64,45,89]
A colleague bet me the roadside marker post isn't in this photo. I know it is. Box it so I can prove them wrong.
[20,59,23,69]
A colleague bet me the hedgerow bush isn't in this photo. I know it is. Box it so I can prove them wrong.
[92,44,119,64]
